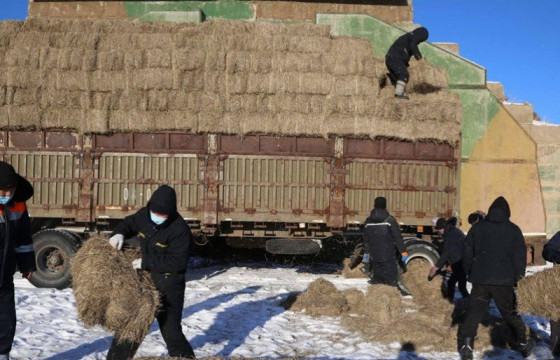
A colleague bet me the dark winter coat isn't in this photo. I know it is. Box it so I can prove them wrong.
[113,185,192,275]
[435,218,466,269]
[385,27,429,66]
[363,208,406,263]
[543,231,560,264]
[462,196,527,286]
[0,175,35,288]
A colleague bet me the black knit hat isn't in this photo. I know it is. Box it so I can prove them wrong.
[434,217,446,230]
[0,161,17,190]
[374,196,387,209]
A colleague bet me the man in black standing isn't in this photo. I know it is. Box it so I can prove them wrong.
[457,196,533,360]
[363,196,410,295]
[542,231,560,360]
[385,26,429,99]
[0,161,36,360]
[107,184,195,360]
[428,217,469,302]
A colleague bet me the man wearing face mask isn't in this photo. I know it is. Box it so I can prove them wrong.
[0,161,35,360]
[107,185,195,360]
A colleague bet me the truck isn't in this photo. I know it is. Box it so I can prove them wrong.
[2,130,455,289]
[0,16,461,289]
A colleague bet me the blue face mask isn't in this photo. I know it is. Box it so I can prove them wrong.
[0,194,13,205]
[150,212,167,225]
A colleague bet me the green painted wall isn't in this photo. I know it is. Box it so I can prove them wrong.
[451,89,500,157]
[125,0,254,21]
[316,13,486,87]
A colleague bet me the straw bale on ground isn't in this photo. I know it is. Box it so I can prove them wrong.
[287,260,521,352]
[0,17,460,144]
[71,235,160,343]
[517,266,560,320]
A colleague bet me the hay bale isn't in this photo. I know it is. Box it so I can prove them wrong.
[71,235,160,343]
[289,278,349,317]
[518,266,560,320]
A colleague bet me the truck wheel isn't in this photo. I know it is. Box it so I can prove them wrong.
[29,230,78,290]
[405,242,440,267]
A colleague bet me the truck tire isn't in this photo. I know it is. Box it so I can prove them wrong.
[404,238,440,266]
[29,230,78,290]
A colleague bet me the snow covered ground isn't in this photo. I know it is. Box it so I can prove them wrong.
[7,261,558,360]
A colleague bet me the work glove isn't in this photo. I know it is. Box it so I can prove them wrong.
[400,252,409,263]
[362,253,370,263]
[132,258,142,270]
[109,234,124,250]
[428,265,438,281]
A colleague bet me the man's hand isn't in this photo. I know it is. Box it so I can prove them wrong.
[109,234,124,250]
[22,272,33,280]
[132,258,142,270]
[428,266,439,281]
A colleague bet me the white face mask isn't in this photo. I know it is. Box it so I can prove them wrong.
[150,211,167,225]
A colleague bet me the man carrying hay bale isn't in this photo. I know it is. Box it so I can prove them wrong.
[107,185,195,360]
[363,196,411,296]
[385,27,429,100]
[0,161,35,360]
[429,217,469,302]
[457,196,533,360]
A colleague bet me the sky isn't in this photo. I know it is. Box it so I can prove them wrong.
[1,1,559,124]
[414,0,560,124]
[8,260,556,359]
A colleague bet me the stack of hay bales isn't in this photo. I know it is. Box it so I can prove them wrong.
[71,235,160,343]
[0,17,461,145]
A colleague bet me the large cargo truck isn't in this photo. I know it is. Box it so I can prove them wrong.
[1,129,457,288]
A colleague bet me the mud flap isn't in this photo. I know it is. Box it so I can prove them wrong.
[265,238,321,255]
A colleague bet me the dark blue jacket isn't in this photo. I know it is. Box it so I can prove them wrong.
[386,27,429,65]
[435,218,465,269]
[0,175,36,288]
[363,208,405,263]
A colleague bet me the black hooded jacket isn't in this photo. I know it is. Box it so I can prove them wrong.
[386,27,429,66]
[113,185,193,275]
[462,196,527,286]
[363,208,406,263]
[435,217,466,269]
[0,174,35,288]
[543,231,560,264]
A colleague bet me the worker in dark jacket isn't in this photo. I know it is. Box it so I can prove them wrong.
[385,26,429,99]
[457,196,533,360]
[106,185,195,360]
[363,196,410,295]
[0,161,35,360]
[542,231,560,359]
[429,217,469,302]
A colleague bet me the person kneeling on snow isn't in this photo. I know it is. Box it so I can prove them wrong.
[107,185,196,360]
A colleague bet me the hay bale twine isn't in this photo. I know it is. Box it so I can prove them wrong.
[71,235,160,343]
[518,266,560,320]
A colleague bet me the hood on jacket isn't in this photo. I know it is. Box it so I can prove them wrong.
[485,196,511,223]
[148,185,178,217]
[0,160,33,203]
[366,208,390,223]
[411,27,429,42]
[12,174,34,202]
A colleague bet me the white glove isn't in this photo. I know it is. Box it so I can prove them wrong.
[132,258,142,270]
[109,234,124,250]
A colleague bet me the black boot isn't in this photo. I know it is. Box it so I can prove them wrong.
[459,337,474,360]
[518,337,535,358]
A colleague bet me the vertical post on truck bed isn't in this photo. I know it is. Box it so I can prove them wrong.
[77,134,93,223]
[328,137,347,230]
[202,134,219,234]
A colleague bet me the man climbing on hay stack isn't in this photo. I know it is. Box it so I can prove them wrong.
[385,27,429,100]
[107,185,196,360]
[363,196,411,296]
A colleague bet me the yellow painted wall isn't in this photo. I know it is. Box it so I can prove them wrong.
[461,107,545,235]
